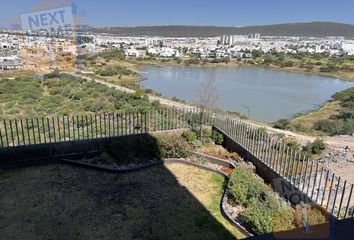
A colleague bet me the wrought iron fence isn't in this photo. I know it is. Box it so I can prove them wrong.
[0,108,212,148]
[1,109,353,220]
[213,114,354,220]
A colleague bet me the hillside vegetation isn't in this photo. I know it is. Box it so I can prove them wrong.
[92,22,354,37]
[275,87,354,136]
[0,73,158,120]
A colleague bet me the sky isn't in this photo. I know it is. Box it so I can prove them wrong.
[1,0,354,28]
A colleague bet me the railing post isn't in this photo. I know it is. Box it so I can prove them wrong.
[274,141,280,172]
[81,116,85,140]
[103,114,107,137]
[20,119,25,145]
[3,120,9,147]
[337,180,346,219]
[316,166,324,203]
[63,116,67,142]
[99,114,102,137]
[26,119,31,145]
[0,128,3,147]
[66,115,70,141]
[306,161,314,195]
[311,163,320,199]
[290,150,297,181]
[109,113,112,136]
[70,116,74,140]
[326,173,335,211]
[47,118,51,143]
[301,157,309,192]
[15,119,20,146]
[293,152,301,187]
[344,184,353,218]
[85,115,89,139]
[31,119,36,144]
[9,120,15,146]
[36,118,41,144]
[331,177,341,215]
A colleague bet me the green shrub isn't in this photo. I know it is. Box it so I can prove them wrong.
[272,202,295,232]
[108,135,160,164]
[315,119,354,136]
[211,130,224,145]
[273,119,290,129]
[202,129,212,141]
[182,130,197,142]
[286,140,301,152]
[228,166,267,207]
[310,139,326,154]
[239,201,273,234]
[189,140,203,149]
[229,166,296,234]
[155,134,191,158]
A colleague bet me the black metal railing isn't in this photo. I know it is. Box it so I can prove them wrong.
[1,109,353,220]
[213,114,354,220]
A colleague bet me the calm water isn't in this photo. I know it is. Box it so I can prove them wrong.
[141,66,354,122]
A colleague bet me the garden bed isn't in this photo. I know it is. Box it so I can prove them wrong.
[223,164,330,236]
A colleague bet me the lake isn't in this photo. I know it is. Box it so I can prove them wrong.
[141,66,354,122]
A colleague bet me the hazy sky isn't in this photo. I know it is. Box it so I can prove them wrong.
[1,0,354,27]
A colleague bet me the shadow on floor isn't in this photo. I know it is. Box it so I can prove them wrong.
[0,162,238,240]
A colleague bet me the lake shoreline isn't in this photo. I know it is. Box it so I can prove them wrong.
[139,64,354,123]
[127,59,354,83]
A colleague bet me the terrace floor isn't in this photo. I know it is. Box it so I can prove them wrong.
[0,163,243,240]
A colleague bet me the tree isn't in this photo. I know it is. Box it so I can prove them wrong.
[195,78,218,142]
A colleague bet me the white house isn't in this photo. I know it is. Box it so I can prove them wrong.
[124,48,141,58]
[0,56,21,70]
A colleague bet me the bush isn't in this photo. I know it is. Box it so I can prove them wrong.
[315,119,354,136]
[310,139,326,154]
[239,201,273,234]
[108,135,160,164]
[155,134,191,158]
[273,119,290,129]
[286,140,301,152]
[182,130,198,143]
[228,166,267,207]
[229,166,296,234]
[272,202,296,232]
[211,130,224,145]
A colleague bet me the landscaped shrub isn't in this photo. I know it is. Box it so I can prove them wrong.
[272,201,296,232]
[108,134,160,164]
[188,140,203,149]
[239,201,273,234]
[211,130,224,145]
[229,166,296,234]
[228,166,267,207]
[182,130,198,143]
[155,134,191,158]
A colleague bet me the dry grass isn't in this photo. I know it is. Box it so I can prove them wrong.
[0,163,243,240]
[290,100,342,134]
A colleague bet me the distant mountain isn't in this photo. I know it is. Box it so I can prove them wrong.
[92,22,354,38]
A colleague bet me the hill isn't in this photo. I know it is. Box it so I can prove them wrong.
[91,22,354,38]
